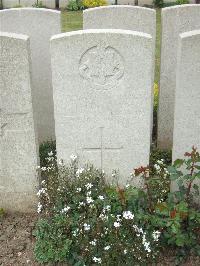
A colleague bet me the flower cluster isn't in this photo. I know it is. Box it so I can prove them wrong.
[35,153,162,265]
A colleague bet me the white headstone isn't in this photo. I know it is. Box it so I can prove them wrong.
[83,6,156,139]
[172,30,200,201]
[51,29,153,184]
[0,8,61,142]
[158,5,200,150]
[0,32,39,212]
[83,6,156,42]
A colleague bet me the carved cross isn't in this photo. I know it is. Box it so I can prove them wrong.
[83,127,123,172]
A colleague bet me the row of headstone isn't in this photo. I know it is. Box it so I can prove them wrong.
[0,8,61,142]
[0,5,200,211]
[0,32,39,211]
[0,8,61,211]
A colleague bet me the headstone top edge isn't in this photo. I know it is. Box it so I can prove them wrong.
[162,4,200,13]
[0,31,29,41]
[84,5,156,14]
[0,7,61,15]
[51,29,152,42]
[180,29,200,39]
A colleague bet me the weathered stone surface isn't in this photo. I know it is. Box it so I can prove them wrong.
[83,6,156,40]
[51,29,153,184]
[83,6,156,138]
[0,32,39,212]
[0,8,61,142]
[158,5,200,150]
[172,30,200,202]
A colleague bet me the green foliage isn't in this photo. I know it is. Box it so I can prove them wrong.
[67,0,84,11]
[39,140,56,168]
[32,1,45,8]
[176,0,189,5]
[83,0,107,8]
[34,216,72,263]
[35,147,200,264]
[153,0,164,8]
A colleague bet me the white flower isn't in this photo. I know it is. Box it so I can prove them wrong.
[70,154,77,161]
[86,196,94,204]
[37,202,42,213]
[89,239,97,246]
[104,205,111,211]
[61,206,70,213]
[41,180,45,185]
[83,223,90,231]
[114,222,121,228]
[124,249,127,254]
[123,211,134,220]
[142,233,151,253]
[79,201,85,207]
[87,191,91,196]
[116,215,121,222]
[104,245,111,251]
[72,228,79,237]
[126,184,130,188]
[154,164,161,172]
[92,257,102,264]
[76,187,82,193]
[85,183,93,190]
[48,151,53,157]
[133,225,143,235]
[98,195,104,200]
[58,159,64,166]
[37,188,47,197]
[152,230,161,242]
[41,167,46,171]
[99,213,108,221]
[157,160,164,165]
[76,168,84,176]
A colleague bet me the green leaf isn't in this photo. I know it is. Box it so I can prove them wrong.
[173,159,184,168]
[175,237,185,247]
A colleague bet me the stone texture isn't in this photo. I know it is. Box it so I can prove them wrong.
[0,32,39,212]
[51,29,153,184]
[158,5,200,150]
[0,8,61,142]
[1,0,56,8]
[83,6,156,38]
[83,6,156,137]
[172,30,200,202]
[173,30,200,159]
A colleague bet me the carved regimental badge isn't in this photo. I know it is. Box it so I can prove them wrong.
[79,43,124,90]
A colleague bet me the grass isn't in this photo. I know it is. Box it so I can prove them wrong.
[61,9,161,83]
[61,10,83,32]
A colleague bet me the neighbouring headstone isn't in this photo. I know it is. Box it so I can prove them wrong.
[0,8,61,142]
[83,6,156,139]
[83,5,156,38]
[0,32,39,212]
[172,30,200,202]
[51,29,153,184]
[158,5,200,150]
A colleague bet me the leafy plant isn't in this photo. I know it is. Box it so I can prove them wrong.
[67,0,84,11]
[83,0,107,8]
[39,140,56,169]
[35,147,200,264]
[176,0,189,4]
[32,1,45,8]
[153,0,164,8]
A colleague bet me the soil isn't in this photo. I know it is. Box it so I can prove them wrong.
[0,213,199,266]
